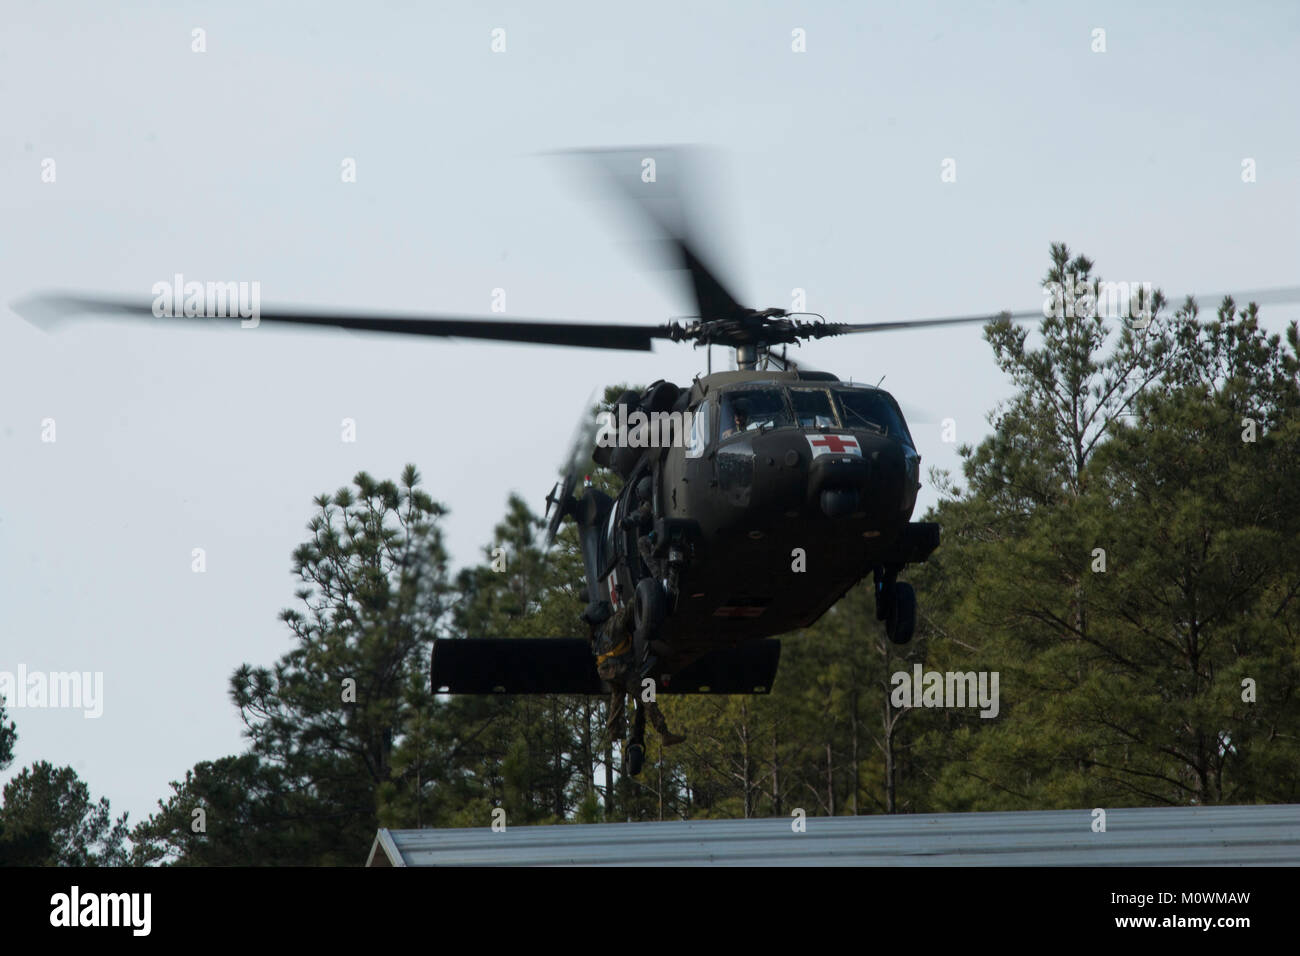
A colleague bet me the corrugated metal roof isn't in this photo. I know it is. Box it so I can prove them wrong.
[368,804,1300,866]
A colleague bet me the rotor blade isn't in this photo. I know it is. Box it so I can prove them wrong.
[675,237,749,322]
[836,286,1300,335]
[12,293,671,352]
[1169,285,1300,310]
[564,147,749,320]
[835,310,1043,334]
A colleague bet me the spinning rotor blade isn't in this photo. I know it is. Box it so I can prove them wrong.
[1169,285,1300,311]
[835,311,1043,334]
[13,293,674,352]
[564,147,750,321]
[835,286,1300,336]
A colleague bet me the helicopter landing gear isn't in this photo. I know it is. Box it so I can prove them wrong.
[874,568,916,645]
[632,577,666,679]
[886,582,916,644]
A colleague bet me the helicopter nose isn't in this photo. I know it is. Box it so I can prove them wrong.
[802,433,908,520]
[820,487,859,517]
[805,447,868,509]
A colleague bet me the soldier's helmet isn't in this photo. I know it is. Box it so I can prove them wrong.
[732,397,750,429]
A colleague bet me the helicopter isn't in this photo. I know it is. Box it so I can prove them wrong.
[19,147,1299,775]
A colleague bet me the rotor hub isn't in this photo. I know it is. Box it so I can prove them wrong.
[663,310,849,367]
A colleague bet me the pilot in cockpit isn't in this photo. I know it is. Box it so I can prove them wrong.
[720,396,750,439]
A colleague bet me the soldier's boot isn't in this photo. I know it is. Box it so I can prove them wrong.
[626,699,647,775]
[647,700,687,747]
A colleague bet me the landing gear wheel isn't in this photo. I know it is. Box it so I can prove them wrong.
[885,581,916,645]
[633,577,666,637]
[632,577,666,676]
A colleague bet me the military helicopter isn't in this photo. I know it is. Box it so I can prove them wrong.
[19,148,1299,775]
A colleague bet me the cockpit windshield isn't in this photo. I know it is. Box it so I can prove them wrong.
[719,388,791,439]
[835,388,913,446]
[790,388,837,429]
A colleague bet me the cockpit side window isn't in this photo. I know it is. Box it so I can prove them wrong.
[719,388,792,439]
[686,399,710,458]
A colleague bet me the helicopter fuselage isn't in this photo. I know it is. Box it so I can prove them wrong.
[588,368,938,681]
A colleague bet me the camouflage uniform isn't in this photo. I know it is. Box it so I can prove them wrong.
[593,603,635,683]
[646,698,686,747]
[591,603,633,738]
[590,602,685,747]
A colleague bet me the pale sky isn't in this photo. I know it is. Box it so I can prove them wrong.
[2,1,1297,827]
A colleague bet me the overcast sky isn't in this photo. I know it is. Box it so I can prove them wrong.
[2,1,1297,827]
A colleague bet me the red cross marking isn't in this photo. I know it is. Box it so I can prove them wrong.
[811,435,859,454]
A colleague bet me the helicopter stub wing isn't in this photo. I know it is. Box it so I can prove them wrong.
[431,637,781,695]
[433,639,602,694]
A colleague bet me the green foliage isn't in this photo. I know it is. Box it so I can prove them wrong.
[0,762,128,866]
[0,701,14,774]
[129,754,313,866]
[135,466,456,864]
[909,270,1300,810]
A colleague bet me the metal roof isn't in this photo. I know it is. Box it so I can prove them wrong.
[367,804,1300,866]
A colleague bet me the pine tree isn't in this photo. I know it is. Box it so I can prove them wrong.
[135,465,455,863]
[0,762,128,866]
[912,251,1300,809]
